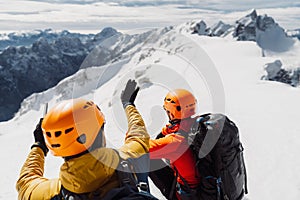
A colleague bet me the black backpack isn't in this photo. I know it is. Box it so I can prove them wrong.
[102,154,158,200]
[53,154,158,200]
[186,113,248,200]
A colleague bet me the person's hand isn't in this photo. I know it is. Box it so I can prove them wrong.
[121,79,140,108]
[31,118,49,156]
[161,123,180,135]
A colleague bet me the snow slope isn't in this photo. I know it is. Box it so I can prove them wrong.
[0,26,300,200]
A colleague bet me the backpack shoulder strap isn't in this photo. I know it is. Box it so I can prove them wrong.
[59,185,90,200]
[112,151,159,200]
[190,114,211,134]
[117,153,151,192]
[117,158,139,188]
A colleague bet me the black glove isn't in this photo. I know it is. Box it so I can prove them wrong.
[121,79,140,108]
[156,132,165,139]
[31,118,49,156]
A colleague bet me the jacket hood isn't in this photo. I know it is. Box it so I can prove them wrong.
[59,147,119,193]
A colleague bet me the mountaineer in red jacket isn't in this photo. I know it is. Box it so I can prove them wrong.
[149,89,200,200]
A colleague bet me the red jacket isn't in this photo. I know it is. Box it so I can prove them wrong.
[149,118,200,188]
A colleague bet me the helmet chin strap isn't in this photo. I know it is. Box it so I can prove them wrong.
[166,110,180,125]
[169,119,181,126]
[166,112,172,122]
[168,117,193,132]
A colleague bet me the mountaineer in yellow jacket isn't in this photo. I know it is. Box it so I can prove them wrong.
[16,79,150,200]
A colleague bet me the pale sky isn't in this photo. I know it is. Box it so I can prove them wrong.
[0,0,299,33]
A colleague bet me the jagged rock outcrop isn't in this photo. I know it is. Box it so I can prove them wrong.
[192,20,233,37]
[233,9,294,52]
[208,21,233,37]
[191,9,295,52]
[192,20,208,35]
[233,9,258,41]
[262,60,300,87]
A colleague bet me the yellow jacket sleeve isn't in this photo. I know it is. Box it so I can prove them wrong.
[119,105,149,160]
[16,147,60,200]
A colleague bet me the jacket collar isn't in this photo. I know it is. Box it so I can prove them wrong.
[59,147,119,193]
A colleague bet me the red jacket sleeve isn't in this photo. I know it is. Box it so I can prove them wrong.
[149,134,188,161]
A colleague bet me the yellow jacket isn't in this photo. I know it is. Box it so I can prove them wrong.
[16,105,149,200]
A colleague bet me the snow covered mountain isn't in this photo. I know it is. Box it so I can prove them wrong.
[0,27,153,121]
[183,9,297,51]
[0,29,95,51]
[0,10,299,122]
[0,10,300,199]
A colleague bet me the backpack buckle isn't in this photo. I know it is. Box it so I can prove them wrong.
[237,143,244,151]
[137,182,148,192]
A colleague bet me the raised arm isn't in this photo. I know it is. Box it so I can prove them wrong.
[118,79,150,159]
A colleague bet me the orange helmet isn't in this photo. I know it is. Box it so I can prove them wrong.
[163,89,197,121]
[41,99,105,157]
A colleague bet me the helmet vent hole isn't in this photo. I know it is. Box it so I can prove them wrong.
[55,131,62,137]
[83,101,94,109]
[176,106,181,111]
[51,144,61,148]
[65,127,74,134]
[46,132,51,138]
[77,134,86,144]
[83,105,89,109]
